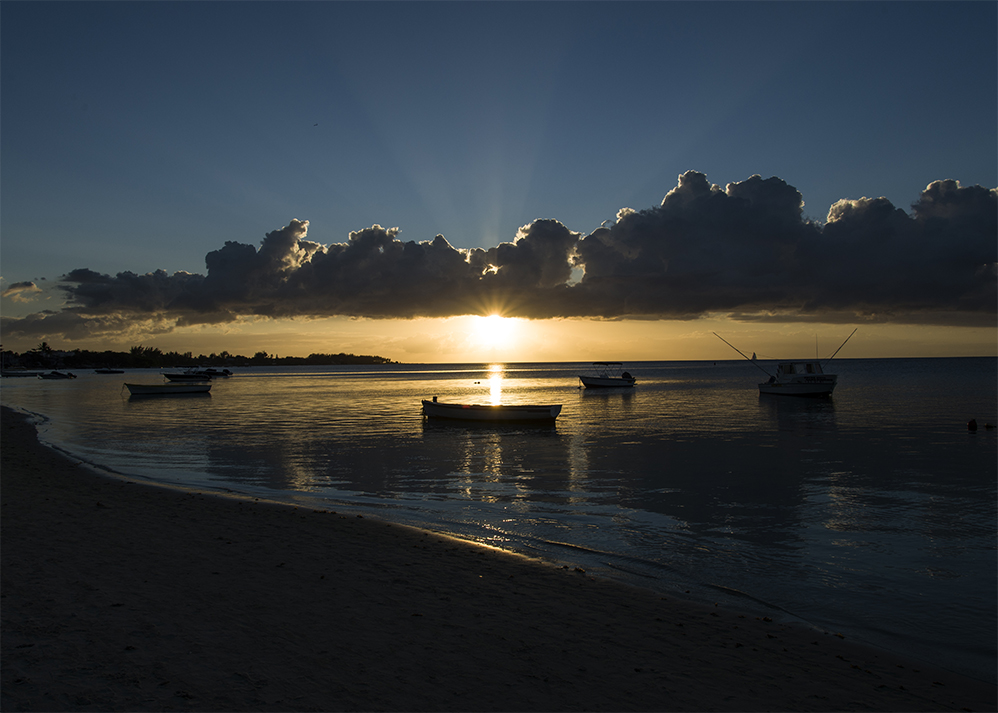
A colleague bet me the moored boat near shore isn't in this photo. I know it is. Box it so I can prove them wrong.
[163,371,212,382]
[422,398,561,422]
[715,329,857,397]
[758,361,837,396]
[1,368,45,378]
[579,362,636,388]
[125,383,211,396]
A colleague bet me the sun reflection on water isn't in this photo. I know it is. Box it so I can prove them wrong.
[488,363,505,404]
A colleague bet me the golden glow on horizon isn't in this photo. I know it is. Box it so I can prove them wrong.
[3,313,994,363]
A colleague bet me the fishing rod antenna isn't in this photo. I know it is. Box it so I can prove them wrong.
[822,328,858,365]
[713,333,774,377]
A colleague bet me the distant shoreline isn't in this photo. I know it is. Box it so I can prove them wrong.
[1,344,395,372]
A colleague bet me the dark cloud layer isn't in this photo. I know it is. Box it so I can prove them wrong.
[3,172,995,342]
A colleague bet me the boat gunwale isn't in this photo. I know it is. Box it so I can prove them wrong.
[125,382,212,395]
[421,400,561,421]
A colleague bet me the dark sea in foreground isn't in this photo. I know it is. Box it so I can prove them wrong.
[2,357,995,683]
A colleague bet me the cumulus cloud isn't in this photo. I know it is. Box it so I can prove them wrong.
[1,281,42,302]
[803,179,998,318]
[2,171,994,343]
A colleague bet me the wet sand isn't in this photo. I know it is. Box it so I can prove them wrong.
[2,405,995,712]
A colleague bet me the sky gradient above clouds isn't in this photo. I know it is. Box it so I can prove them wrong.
[1,2,995,361]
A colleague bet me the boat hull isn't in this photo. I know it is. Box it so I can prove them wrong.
[758,377,836,397]
[579,375,636,388]
[126,383,211,395]
[422,400,561,422]
[164,373,212,382]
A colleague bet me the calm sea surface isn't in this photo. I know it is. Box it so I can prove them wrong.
[2,357,995,682]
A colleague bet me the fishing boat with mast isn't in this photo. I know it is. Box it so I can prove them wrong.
[714,329,857,397]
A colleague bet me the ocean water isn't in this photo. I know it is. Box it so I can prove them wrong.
[2,357,995,683]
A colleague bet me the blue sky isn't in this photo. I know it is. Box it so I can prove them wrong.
[1,2,995,360]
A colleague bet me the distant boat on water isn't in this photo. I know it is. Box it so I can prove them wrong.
[94,368,124,374]
[578,362,636,388]
[162,367,232,382]
[714,329,857,397]
[758,361,838,396]
[1,368,44,378]
[164,370,212,382]
[38,371,77,380]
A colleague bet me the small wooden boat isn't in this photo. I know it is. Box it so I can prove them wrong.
[126,383,211,395]
[579,362,636,388]
[38,371,77,379]
[422,398,561,422]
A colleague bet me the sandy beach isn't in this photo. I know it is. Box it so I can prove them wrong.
[1,405,994,712]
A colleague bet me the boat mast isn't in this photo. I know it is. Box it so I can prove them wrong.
[713,333,774,377]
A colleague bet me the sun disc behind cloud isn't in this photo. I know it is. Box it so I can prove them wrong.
[472,314,518,350]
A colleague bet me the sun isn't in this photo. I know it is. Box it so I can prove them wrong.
[472,314,517,350]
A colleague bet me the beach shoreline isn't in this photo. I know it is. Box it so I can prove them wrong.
[2,405,995,712]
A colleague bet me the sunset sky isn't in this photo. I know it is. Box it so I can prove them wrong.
[1,2,995,363]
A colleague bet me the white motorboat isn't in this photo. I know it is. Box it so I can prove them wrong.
[126,383,211,395]
[758,361,837,396]
[715,329,857,398]
[422,398,561,422]
[578,362,636,388]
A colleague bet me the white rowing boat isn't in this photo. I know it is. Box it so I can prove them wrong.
[421,398,561,422]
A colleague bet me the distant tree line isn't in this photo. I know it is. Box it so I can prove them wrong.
[0,342,395,370]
